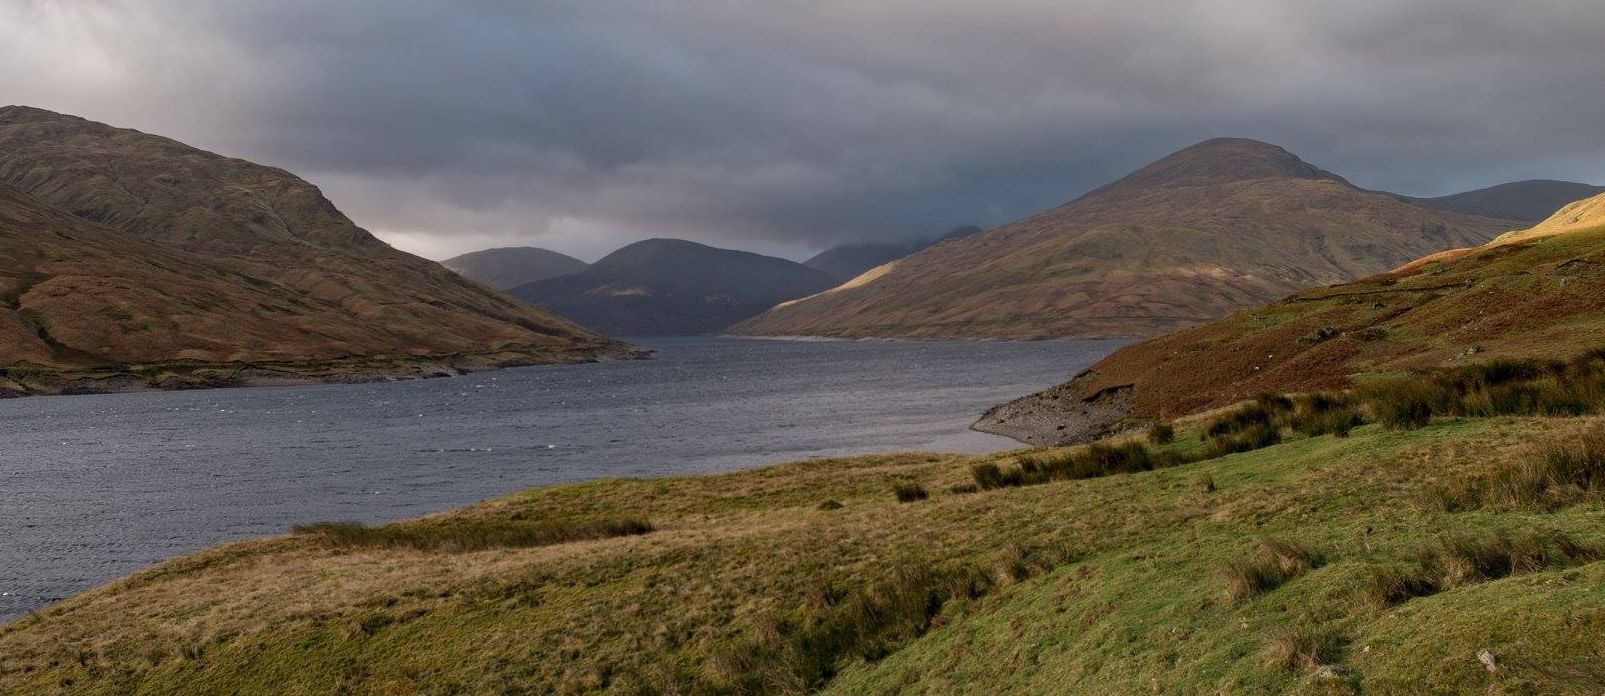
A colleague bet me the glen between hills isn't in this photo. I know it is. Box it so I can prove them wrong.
[979,191,1605,445]
[0,106,633,394]
[511,238,839,336]
[732,138,1519,340]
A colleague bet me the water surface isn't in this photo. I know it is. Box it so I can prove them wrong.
[0,336,1124,621]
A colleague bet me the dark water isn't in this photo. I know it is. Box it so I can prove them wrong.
[0,336,1123,621]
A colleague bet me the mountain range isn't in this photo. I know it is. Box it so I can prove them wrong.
[732,138,1521,339]
[510,238,839,335]
[0,106,631,394]
[978,190,1605,445]
[441,246,589,290]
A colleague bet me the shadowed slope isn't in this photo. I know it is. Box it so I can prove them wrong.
[804,226,981,281]
[1412,180,1605,223]
[512,238,838,335]
[734,139,1517,340]
[442,247,589,290]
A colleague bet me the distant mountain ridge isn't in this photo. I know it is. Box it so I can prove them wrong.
[511,238,838,335]
[733,138,1519,340]
[0,106,632,394]
[1411,180,1605,223]
[443,247,589,289]
[804,226,981,281]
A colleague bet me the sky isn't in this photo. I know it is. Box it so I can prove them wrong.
[1,0,1602,262]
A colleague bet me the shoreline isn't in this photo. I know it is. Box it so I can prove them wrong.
[0,344,652,399]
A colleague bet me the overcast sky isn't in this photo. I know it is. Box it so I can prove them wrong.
[2,0,1601,261]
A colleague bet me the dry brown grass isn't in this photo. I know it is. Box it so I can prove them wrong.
[1222,538,1324,603]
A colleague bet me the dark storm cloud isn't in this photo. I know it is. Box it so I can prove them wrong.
[2,0,1602,259]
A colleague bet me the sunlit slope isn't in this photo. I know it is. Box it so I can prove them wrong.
[979,192,1605,445]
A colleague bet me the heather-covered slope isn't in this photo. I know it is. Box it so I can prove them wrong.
[512,238,839,335]
[0,106,630,392]
[442,246,589,290]
[978,192,1605,445]
[734,139,1516,340]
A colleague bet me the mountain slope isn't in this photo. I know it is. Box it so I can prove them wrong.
[511,238,838,335]
[978,191,1605,445]
[442,246,589,290]
[0,106,631,393]
[1411,179,1605,223]
[733,139,1518,340]
[805,226,981,280]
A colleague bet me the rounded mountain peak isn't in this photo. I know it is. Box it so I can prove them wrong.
[1101,138,1350,193]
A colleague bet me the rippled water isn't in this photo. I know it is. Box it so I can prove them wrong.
[0,336,1124,621]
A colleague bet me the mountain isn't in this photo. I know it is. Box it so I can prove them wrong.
[0,106,631,393]
[441,246,589,290]
[804,225,982,280]
[1411,179,1605,223]
[510,238,839,335]
[977,191,1605,445]
[732,138,1519,340]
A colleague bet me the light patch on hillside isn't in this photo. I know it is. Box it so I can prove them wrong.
[770,260,899,310]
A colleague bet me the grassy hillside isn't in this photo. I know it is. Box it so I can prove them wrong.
[732,139,1517,340]
[5,400,1604,694]
[978,192,1605,446]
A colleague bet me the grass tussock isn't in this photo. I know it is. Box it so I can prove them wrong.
[291,517,653,553]
[974,441,1159,490]
[697,544,1081,695]
[1264,623,1346,673]
[1285,393,1363,438]
[1146,420,1175,445]
[1363,529,1602,610]
[1222,538,1324,603]
[891,482,929,503]
[1361,353,1605,430]
[1437,428,1605,510]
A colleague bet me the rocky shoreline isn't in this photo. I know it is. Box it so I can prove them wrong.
[971,373,1135,447]
[0,345,651,398]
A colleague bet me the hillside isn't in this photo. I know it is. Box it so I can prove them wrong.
[805,226,981,281]
[1411,180,1605,223]
[732,139,1518,340]
[0,106,631,393]
[5,408,1604,693]
[978,192,1605,446]
[511,238,839,335]
[442,246,589,289]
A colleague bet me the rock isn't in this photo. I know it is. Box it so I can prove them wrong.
[1477,648,1498,673]
[1313,665,1345,680]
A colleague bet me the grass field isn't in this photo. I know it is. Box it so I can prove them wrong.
[3,410,1603,694]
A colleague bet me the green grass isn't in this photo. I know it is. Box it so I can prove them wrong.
[3,418,1604,694]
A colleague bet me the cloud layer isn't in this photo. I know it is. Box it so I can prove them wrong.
[2,0,1602,259]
